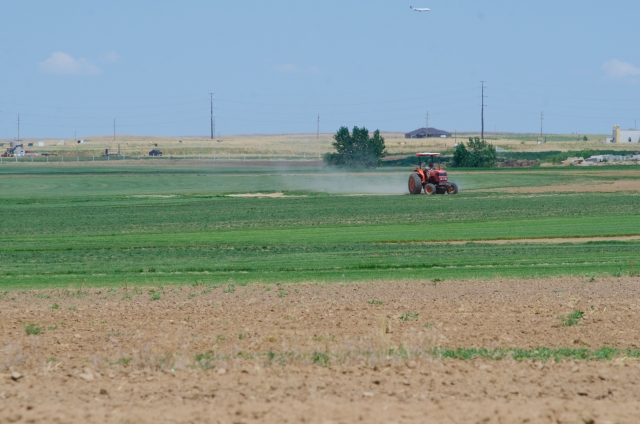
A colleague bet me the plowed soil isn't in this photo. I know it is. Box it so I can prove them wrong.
[2,277,640,423]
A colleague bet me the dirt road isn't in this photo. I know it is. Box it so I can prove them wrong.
[2,277,640,423]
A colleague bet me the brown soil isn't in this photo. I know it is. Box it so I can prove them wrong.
[443,235,640,245]
[497,179,640,193]
[226,193,307,198]
[2,277,640,423]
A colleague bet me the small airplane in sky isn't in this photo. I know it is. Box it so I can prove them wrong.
[410,6,431,12]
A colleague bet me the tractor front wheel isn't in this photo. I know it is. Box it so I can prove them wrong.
[424,183,437,195]
[408,173,423,195]
[447,182,459,195]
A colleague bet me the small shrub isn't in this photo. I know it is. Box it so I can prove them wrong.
[238,331,245,340]
[195,352,216,369]
[25,324,42,335]
[558,310,584,327]
[49,303,60,310]
[367,300,383,305]
[150,292,161,301]
[311,351,330,367]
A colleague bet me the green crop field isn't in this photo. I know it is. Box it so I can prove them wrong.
[0,163,639,289]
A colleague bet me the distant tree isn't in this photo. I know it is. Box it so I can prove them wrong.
[452,142,470,167]
[583,136,588,141]
[324,126,387,168]
[451,137,497,167]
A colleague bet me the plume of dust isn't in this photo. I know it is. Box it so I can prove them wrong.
[276,165,409,195]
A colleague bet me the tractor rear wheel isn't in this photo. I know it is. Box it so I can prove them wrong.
[408,173,423,195]
[447,182,459,194]
[424,183,436,195]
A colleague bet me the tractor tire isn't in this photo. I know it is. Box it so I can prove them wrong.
[424,183,437,195]
[447,182,459,195]
[408,173,423,195]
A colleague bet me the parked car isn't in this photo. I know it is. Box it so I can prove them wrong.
[149,149,162,157]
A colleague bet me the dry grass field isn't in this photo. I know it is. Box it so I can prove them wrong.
[4,132,623,158]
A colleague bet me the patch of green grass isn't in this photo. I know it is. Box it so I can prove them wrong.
[311,351,330,367]
[367,300,383,305]
[68,306,77,310]
[25,323,42,335]
[47,325,58,331]
[150,292,161,301]
[277,289,289,298]
[46,357,57,363]
[49,303,60,310]
[116,357,132,366]
[312,335,335,342]
[558,310,584,327]
[400,312,419,322]
[195,352,216,370]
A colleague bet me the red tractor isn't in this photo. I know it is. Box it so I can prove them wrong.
[408,153,459,195]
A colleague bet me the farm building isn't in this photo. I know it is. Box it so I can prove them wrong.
[612,125,640,143]
[405,127,452,139]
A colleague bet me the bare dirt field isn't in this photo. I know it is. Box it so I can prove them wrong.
[501,179,640,193]
[2,277,640,423]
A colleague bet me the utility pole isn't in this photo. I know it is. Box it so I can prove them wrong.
[425,112,429,138]
[209,93,215,140]
[540,112,544,140]
[317,114,320,140]
[17,114,20,140]
[113,119,116,141]
[481,81,486,140]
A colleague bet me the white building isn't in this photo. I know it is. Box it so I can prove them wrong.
[613,125,640,143]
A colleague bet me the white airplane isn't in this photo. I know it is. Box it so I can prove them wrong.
[410,6,430,12]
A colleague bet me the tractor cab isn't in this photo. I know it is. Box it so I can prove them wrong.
[408,153,459,196]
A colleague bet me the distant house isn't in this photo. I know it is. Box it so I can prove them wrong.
[405,127,452,139]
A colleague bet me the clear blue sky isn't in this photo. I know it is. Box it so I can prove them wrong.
[1,0,639,139]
